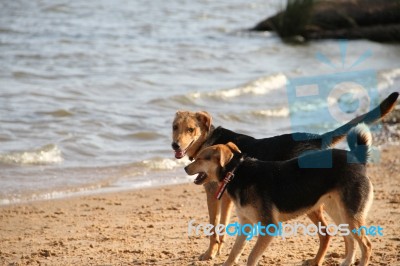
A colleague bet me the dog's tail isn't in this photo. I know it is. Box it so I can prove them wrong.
[322,92,398,148]
[347,123,372,164]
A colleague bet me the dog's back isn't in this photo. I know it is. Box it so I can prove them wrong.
[227,148,368,215]
[231,124,371,214]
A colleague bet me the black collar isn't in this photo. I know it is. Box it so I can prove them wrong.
[215,153,244,200]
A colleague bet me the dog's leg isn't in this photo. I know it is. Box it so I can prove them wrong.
[350,222,372,266]
[341,181,373,266]
[305,206,331,266]
[358,237,372,266]
[200,182,221,261]
[326,199,356,266]
[341,235,356,266]
[351,182,374,266]
[222,234,248,266]
[246,231,274,266]
[217,192,234,255]
[222,216,251,266]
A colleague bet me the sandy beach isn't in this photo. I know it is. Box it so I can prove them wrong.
[2,1,400,265]
[0,143,399,266]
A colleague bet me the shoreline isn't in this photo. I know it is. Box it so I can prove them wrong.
[0,177,190,207]
[1,145,399,265]
[0,164,190,207]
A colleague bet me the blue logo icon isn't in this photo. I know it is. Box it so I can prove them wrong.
[287,40,381,168]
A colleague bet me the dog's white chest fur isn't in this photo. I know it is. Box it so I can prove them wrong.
[231,197,261,223]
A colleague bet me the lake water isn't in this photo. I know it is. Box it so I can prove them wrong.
[1,0,399,204]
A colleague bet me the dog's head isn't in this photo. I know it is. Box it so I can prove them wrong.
[171,111,212,159]
[184,142,241,185]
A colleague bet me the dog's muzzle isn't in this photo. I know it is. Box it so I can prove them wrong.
[172,140,194,159]
[184,166,207,185]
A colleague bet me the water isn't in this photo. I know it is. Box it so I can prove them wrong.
[1,0,399,204]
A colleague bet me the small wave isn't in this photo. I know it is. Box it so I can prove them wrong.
[378,68,400,90]
[12,71,58,80]
[190,73,287,100]
[0,144,63,165]
[42,4,70,13]
[37,109,74,117]
[149,94,199,108]
[0,27,20,34]
[220,107,290,123]
[0,182,107,206]
[149,73,287,108]
[251,107,290,118]
[127,131,164,140]
[136,157,190,171]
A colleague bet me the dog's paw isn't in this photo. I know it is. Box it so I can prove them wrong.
[199,243,220,261]
[199,251,215,261]
[302,258,322,266]
[340,261,355,266]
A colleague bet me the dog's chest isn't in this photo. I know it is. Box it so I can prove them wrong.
[234,201,260,223]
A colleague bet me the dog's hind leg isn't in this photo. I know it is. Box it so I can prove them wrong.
[325,197,356,266]
[305,206,331,266]
[348,219,372,266]
[339,215,372,266]
[346,181,373,266]
[217,192,234,256]
[200,182,221,260]
[341,234,356,266]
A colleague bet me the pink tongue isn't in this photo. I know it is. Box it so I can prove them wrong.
[175,150,185,159]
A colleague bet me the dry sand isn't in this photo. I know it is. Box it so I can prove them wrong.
[1,145,399,266]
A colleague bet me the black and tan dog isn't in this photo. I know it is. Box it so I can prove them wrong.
[185,124,373,266]
[172,92,398,263]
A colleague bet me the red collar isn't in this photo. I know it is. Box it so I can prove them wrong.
[215,171,235,200]
[215,154,245,200]
[215,156,243,200]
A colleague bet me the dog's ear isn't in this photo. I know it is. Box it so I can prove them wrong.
[218,145,233,167]
[226,142,241,154]
[175,110,185,117]
[196,111,212,132]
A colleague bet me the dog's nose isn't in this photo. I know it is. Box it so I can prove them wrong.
[171,142,180,150]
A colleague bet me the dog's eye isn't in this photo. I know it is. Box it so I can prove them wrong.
[187,127,194,133]
[173,125,178,131]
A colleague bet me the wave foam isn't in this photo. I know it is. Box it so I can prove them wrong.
[138,157,190,171]
[378,68,400,90]
[191,73,287,100]
[0,144,63,165]
[251,107,290,118]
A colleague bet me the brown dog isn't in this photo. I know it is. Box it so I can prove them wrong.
[172,92,398,264]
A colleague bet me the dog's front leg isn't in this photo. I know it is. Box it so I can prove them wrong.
[246,233,274,266]
[217,192,234,255]
[222,230,248,266]
[200,182,221,260]
[222,216,251,266]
